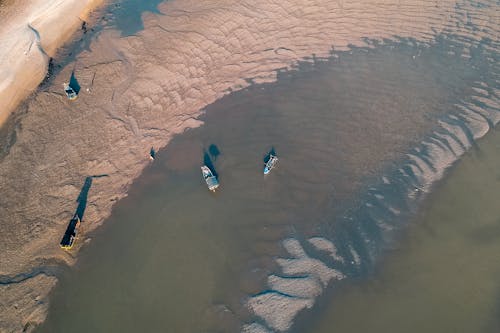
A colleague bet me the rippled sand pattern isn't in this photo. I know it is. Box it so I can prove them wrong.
[241,66,499,332]
[0,0,499,331]
[38,39,499,332]
[306,127,500,333]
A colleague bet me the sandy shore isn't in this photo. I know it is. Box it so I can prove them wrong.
[0,0,498,331]
[0,0,103,126]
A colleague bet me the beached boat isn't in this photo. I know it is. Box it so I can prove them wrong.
[60,214,81,250]
[201,165,219,191]
[63,82,78,100]
[149,147,156,160]
[264,154,278,175]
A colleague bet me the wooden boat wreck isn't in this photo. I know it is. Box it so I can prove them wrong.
[60,214,81,250]
[63,82,78,100]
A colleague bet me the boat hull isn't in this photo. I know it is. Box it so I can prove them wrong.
[264,155,278,175]
[201,165,219,191]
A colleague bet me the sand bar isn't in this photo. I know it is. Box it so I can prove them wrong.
[0,0,498,331]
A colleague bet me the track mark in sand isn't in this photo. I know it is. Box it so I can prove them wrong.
[26,23,49,59]
[0,267,58,286]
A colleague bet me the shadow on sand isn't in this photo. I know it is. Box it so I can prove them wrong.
[69,71,81,94]
[75,174,108,220]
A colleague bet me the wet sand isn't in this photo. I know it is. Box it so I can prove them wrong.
[0,0,499,331]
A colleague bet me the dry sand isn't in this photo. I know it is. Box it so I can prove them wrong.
[0,0,103,126]
[0,0,498,331]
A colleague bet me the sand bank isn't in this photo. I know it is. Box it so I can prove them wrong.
[0,0,498,331]
[0,0,103,126]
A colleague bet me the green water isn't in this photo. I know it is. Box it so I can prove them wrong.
[306,128,500,333]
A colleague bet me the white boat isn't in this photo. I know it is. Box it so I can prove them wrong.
[201,165,219,191]
[264,154,278,175]
[63,83,78,100]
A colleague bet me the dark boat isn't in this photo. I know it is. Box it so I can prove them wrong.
[60,214,81,250]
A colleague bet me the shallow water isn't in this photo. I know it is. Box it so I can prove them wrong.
[304,127,500,333]
[106,0,164,36]
[37,35,498,332]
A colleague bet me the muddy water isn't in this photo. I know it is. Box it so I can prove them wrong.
[106,0,164,36]
[37,37,497,333]
[304,127,500,333]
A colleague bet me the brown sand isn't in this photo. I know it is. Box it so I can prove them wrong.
[0,0,498,331]
[0,0,103,126]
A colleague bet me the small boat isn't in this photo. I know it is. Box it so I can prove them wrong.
[63,82,78,100]
[60,214,81,250]
[201,165,219,191]
[149,147,156,161]
[264,154,278,175]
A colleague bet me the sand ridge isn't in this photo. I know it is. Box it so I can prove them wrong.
[0,0,498,331]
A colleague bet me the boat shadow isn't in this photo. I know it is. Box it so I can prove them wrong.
[75,174,107,219]
[263,146,276,163]
[60,174,107,248]
[64,174,108,226]
[203,149,218,178]
[69,71,81,94]
[208,144,220,161]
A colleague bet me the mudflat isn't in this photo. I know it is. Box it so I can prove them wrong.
[0,0,498,332]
